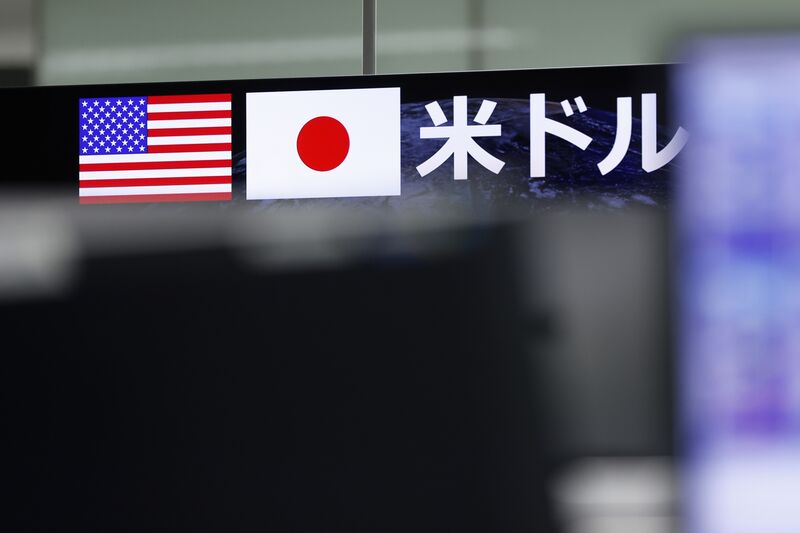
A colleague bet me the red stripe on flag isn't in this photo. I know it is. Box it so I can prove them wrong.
[80,192,232,204]
[148,94,232,104]
[148,126,231,137]
[79,159,231,172]
[148,143,231,153]
[148,110,232,121]
[79,176,232,188]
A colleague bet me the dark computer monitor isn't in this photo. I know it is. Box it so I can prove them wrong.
[2,212,551,533]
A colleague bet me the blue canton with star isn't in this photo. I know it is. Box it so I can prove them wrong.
[79,97,148,155]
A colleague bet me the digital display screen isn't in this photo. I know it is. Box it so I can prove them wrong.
[677,34,800,533]
[0,65,682,211]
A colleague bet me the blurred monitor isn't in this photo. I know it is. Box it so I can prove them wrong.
[676,32,800,533]
[1,211,551,533]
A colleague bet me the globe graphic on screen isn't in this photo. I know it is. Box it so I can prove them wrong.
[232,97,678,212]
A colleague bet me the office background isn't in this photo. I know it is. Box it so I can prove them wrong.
[3,0,800,87]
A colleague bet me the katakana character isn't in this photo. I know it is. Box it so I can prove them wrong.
[641,93,689,173]
[597,96,632,175]
[530,93,593,178]
[598,93,689,175]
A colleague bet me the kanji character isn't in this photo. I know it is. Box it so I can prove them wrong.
[417,96,505,180]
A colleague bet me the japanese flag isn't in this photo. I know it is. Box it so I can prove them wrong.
[246,87,401,200]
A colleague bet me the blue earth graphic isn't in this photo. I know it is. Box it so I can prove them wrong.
[232,98,681,212]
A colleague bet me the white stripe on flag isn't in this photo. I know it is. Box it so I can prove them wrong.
[148,134,231,145]
[80,167,232,180]
[79,151,232,164]
[79,184,232,197]
[147,102,232,113]
[148,118,231,129]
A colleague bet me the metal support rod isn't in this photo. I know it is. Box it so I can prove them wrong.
[467,0,485,71]
[362,0,376,75]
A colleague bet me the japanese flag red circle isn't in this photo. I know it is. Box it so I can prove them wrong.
[246,87,401,200]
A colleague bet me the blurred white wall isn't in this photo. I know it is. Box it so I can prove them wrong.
[475,0,800,71]
[0,0,34,86]
[0,0,33,66]
[39,0,361,84]
[36,0,800,85]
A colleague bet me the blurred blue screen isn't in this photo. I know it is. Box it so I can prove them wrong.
[677,34,800,533]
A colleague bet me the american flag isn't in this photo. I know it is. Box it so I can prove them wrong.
[78,94,232,204]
